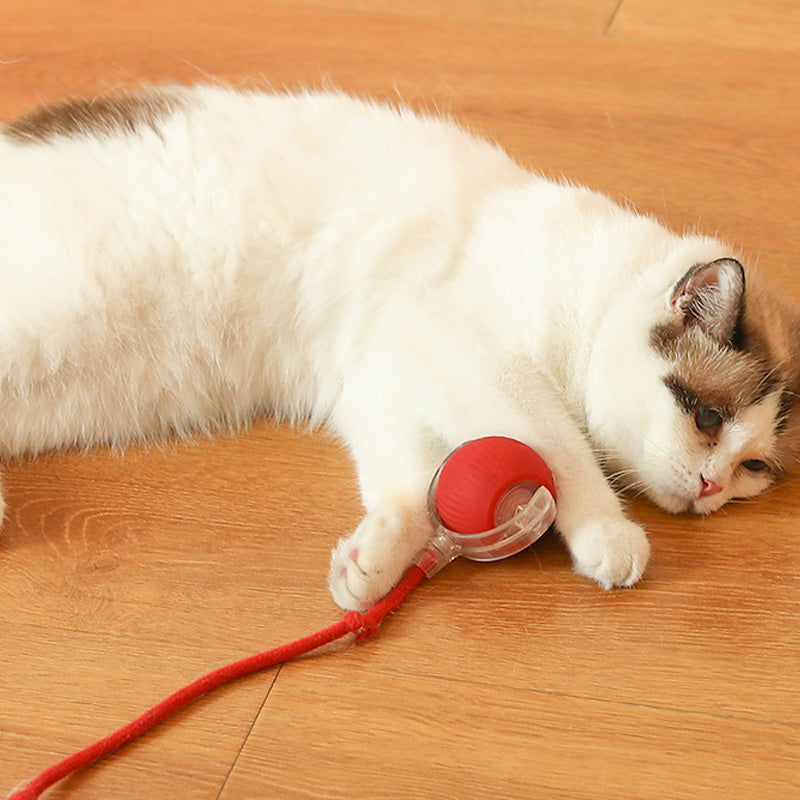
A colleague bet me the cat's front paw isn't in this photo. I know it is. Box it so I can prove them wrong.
[567,516,650,589]
[328,540,398,611]
[328,504,426,610]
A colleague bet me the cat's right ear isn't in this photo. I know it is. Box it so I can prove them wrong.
[670,258,745,344]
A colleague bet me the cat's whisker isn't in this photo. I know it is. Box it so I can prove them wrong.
[624,481,655,500]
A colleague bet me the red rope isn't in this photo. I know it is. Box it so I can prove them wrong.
[8,565,426,800]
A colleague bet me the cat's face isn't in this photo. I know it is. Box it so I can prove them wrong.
[591,257,800,515]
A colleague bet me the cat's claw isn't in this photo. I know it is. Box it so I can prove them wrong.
[568,517,650,589]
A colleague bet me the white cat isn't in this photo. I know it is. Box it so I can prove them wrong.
[2,84,798,609]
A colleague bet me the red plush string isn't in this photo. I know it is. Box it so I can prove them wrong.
[9,565,426,800]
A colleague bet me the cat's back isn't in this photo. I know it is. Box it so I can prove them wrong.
[1,84,515,215]
[0,85,521,291]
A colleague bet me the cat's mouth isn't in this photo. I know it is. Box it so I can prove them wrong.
[656,491,729,516]
[644,483,724,516]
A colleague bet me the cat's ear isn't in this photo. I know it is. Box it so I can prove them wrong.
[671,258,745,344]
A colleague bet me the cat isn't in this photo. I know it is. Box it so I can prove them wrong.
[2,84,799,610]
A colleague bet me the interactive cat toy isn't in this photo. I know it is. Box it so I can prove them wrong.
[9,436,556,799]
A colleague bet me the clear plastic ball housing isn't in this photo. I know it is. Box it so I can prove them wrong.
[417,438,558,577]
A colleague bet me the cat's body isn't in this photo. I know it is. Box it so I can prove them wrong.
[2,84,798,609]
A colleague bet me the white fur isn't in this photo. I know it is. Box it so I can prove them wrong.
[0,86,776,608]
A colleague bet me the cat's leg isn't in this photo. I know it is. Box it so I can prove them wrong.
[547,446,651,590]
[327,405,443,610]
[516,412,650,590]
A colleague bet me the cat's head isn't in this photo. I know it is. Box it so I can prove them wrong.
[589,253,800,514]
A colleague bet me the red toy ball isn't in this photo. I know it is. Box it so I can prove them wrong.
[434,436,556,534]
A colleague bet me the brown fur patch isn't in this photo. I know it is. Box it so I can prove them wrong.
[653,268,800,473]
[3,90,183,145]
[656,325,776,419]
[738,272,800,386]
[739,273,800,469]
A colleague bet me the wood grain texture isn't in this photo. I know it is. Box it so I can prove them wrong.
[612,0,800,52]
[278,0,623,35]
[220,660,800,800]
[1,622,276,799]
[1,2,799,799]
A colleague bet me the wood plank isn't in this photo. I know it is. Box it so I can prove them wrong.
[277,0,622,35]
[612,0,800,52]
[0,426,359,647]
[220,659,800,799]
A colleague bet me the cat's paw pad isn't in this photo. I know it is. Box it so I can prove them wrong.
[568,517,650,589]
[327,508,409,610]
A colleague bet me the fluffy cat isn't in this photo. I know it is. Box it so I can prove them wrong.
[1,84,798,610]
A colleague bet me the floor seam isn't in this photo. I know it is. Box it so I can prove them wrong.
[215,664,283,800]
[604,0,625,34]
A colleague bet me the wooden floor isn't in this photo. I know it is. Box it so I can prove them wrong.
[1,1,799,798]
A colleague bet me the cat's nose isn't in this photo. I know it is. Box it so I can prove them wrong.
[700,476,723,497]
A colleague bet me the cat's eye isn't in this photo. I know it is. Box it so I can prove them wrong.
[694,404,723,432]
[742,459,768,472]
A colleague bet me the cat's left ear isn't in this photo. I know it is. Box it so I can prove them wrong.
[671,258,745,344]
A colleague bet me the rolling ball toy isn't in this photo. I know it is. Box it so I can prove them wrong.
[418,436,557,576]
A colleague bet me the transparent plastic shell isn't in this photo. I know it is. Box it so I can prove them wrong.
[417,468,557,577]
